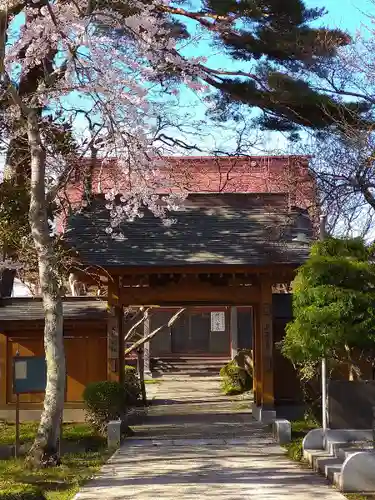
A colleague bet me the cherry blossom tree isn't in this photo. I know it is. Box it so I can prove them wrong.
[0,0,211,468]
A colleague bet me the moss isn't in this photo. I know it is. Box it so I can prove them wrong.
[0,484,45,500]
[0,450,111,500]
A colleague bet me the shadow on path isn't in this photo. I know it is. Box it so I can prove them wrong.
[75,377,345,500]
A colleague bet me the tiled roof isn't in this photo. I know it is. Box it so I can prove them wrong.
[0,298,107,322]
[65,193,313,269]
[57,155,316,234]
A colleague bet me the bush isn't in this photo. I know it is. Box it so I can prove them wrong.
[284,438,303,462]
[0,484,46,500]
[83,381,127,435]
[220,356,253,395]
[124,365,141,405]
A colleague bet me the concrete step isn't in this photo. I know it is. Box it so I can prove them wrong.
[315,455,344,478]
[305,442,375,493]
[303,448,328,467]
[152,357,230,376]
[152,357,229,364]
[335,443,373,460]
[326,436,372,454]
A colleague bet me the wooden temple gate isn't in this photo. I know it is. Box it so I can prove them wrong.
[105,265,296,416]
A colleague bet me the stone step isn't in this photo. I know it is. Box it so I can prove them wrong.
[152,357,230,363]
[335,443,373,460]
[152,359,229,375]
[315,455,344,479]
[305,442,375,493]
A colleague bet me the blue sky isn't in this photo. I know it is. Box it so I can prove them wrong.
[172,0,375,154]
[3,0,374,158]
[308,0,372,32]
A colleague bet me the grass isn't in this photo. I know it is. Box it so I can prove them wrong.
[0,422,99,446]
[345,495,375,500]
[283,418,320,462]
[144,379,160,385]
[0,450,111,500]
[0,422,111,499]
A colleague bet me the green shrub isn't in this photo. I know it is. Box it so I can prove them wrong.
[124,365,141,405]
[220,358,253,395]
[83,381,127,435]
[0,484,46,500]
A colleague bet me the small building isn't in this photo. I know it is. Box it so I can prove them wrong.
[0,298,107,415]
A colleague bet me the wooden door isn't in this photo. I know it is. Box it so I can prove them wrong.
[65,337,88,402]
[190,312,210,353]
[171,313,189,353]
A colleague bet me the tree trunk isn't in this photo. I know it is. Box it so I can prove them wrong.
[25,109,66,469]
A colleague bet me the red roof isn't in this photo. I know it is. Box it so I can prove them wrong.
[58,155,317,233]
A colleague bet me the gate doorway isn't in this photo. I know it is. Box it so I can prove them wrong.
[170,309,229,355]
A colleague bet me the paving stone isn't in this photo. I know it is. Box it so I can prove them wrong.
[74,377,346,500]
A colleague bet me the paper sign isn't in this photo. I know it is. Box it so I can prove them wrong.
[14,360,27,380]
[211,311,225,332]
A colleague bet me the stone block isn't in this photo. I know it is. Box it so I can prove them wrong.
[107,420,121,449]
[302,428,324,451]
[340,450,375,492]
[252,403,276,423]
[272,419,291,445]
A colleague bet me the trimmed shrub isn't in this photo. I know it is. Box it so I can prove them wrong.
[220,351,253,395]
[124,365,141,405]
[0,484,46,500]
[83,381,127,435]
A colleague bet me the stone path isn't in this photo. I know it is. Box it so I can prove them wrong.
[75,377,346,499]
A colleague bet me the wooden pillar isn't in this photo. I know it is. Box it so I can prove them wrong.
[107,277,124,383]
[253,305,263,406]
[143,311,152,377]
[117,305,124,385]
[230,306,238,360]
[0,332,7,406]
[259,278,274,408]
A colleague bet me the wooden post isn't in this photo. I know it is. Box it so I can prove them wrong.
[107,277,121,382]
[230,307,238,360]
[0,333,7,407]
[253,305,263,406]
[15,393,20,458]
[117,305,124,386]
[259,278,274,408]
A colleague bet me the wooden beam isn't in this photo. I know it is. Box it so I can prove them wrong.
[120,283,261,306]
[259,278,274,408]
[76,263,299,279]
[0,333,7,406]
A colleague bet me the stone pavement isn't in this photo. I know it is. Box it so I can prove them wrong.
[75,377,346,500]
